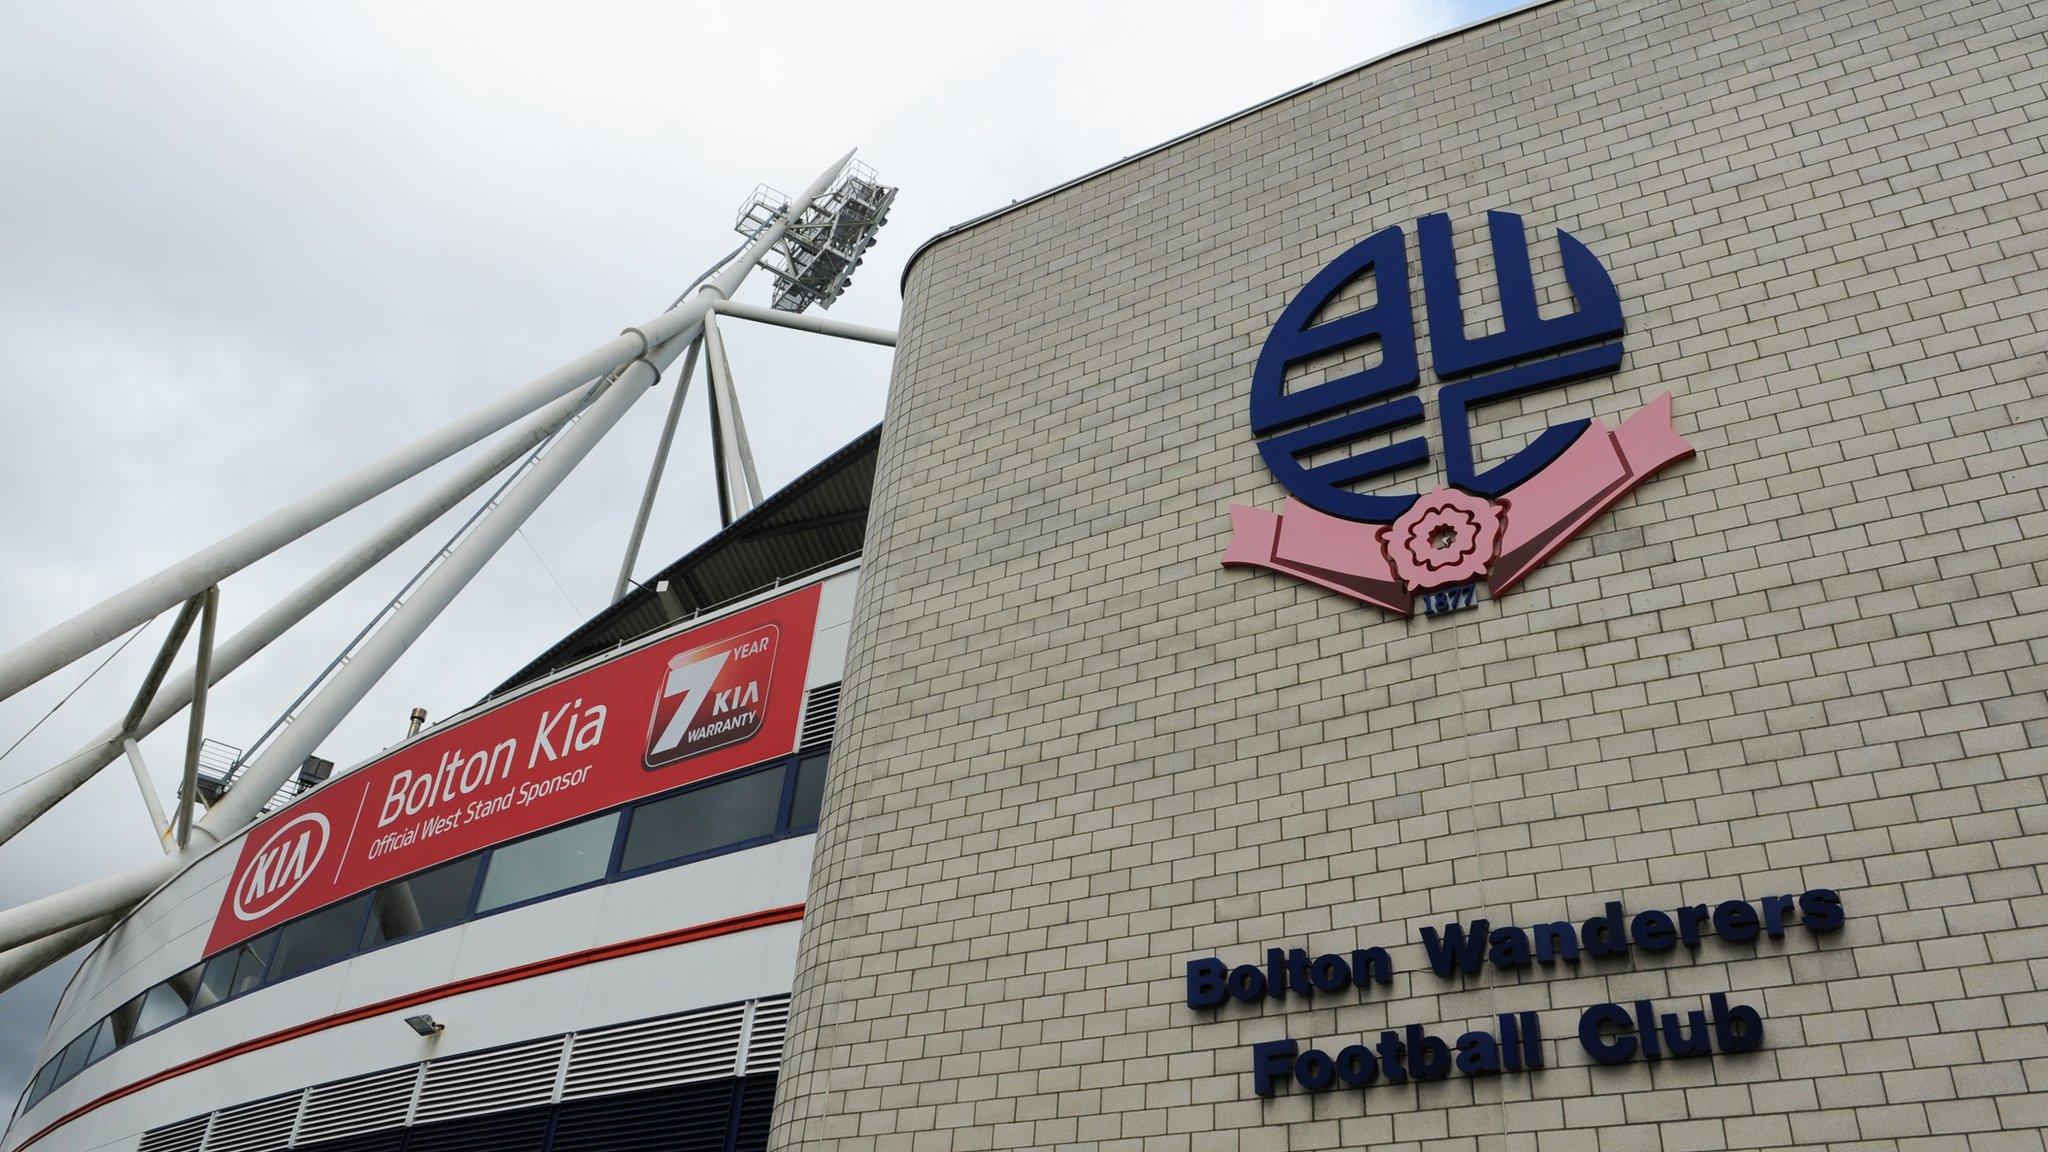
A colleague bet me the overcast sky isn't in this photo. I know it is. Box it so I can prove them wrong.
[0,0,1505,1108]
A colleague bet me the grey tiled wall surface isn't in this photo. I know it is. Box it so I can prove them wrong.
[773,0,2048,1148]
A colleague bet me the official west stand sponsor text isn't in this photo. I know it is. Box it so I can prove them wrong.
[205,584,819,953]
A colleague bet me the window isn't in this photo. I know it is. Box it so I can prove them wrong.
[108,994,145,1048]
[269,894,371,983]
[133,966,202,1036]
[83,1017,116,1064]
[194,948,238,1010]
[195,929,279,1008]
[788,752,829,830]
[52,1027,94,1084]
[363,855,481,949]
[621,768,783,874]
[25,1057,59,1110]
[22,747,833,1078]
[475,813,620,913]
[233,931,280,995]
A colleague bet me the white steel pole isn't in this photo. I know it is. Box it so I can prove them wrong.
[710,298,898,345]
[0,862,175,952]
[0,150,856,966]
[0,915,119,996]
[199,361,648,835]
[0,387,591,849]
[0,297,731,707]
[611,337,703,604]
[120,738,171,847]
[700,312,763,519]
[173,586,219,850]
[201,150,853,838]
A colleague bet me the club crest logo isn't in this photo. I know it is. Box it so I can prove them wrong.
[1223,211,1695,616]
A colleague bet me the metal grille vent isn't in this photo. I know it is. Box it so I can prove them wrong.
[797,683,839,752]
[731,1076,778,1152]
[403,1105,551,1152]
[561,1002,745,1101]
[138,1114,209,1152]
[124,997,784,1152]
[551,1082,734,1152]
[204,1093,298,1152]
[294,1065,417,1146]
[411,1036,563,1126]
[743,997,789,1075]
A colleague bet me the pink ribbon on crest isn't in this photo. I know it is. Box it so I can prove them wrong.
[1223,393,1695,616]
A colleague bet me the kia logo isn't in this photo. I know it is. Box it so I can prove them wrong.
[231,812,329,921]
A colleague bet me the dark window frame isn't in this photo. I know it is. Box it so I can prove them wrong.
[356,853,485,956]
[470,809,626,919]
[19,748,827,1113]
[613,759,794,881]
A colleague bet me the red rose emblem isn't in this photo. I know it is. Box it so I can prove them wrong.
[1379,488,1502,591]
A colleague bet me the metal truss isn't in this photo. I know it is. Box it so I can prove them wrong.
[0,150,887,992]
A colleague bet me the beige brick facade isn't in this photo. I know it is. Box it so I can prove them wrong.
[774,0,2048,1148]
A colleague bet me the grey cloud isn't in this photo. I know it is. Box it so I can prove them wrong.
[0,0,1500,1107]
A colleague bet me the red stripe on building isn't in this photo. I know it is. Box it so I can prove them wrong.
[13,903,805,1152]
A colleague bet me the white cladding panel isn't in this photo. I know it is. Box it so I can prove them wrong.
[8,839,810,1152]
[9,564,854,1152]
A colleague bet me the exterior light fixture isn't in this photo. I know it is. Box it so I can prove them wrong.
[404,1014,444,1037]
[733,161,896,313]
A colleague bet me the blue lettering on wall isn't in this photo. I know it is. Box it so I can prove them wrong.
[1184,888,1844,1095]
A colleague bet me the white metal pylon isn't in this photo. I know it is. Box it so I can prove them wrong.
[0,151,863,985]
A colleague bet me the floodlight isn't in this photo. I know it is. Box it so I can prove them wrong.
[734,161,897,313]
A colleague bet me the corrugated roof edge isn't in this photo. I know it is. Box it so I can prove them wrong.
[487,421,883,699]
[896,0,1560,295]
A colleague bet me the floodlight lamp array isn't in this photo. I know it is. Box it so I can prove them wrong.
[733,162,897,313]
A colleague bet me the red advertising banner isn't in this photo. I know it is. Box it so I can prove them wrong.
[204,583,822,955]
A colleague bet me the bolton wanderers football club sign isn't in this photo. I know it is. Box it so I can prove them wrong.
[1223,211,1695,616]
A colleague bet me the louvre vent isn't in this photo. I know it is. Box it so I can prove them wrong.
[551,1081,734,1152]
[730,1076,778,1152]
[138,1114,209,1152]
[292,1131,406,1152]
[403,1104,550,1152]
[412,1037,563,1126]
[205,1092,298,1152]
[743,997,789,1076]
[797,683,839,752]
[117,997,785,1152]
[561,1002,745,1101]
[294,1065,416,1146]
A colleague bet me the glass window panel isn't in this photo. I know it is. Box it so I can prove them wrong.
[475,813,619,913]
[165,962,203,1005]
[268,894,370,983]
[26,1057,60,1109]
[621,767,783,874]
[362,855,480,949]
[789,752,829,830]
[108,994,145,1047]
[52,1030,91,1084]
[133,973,196,1036]
[229,930,279,997]
[194,949,239,1009]
[84,1017,116,1064]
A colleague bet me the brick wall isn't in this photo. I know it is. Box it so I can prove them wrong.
[773,0,2048,1148]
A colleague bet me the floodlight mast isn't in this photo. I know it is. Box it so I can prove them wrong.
[0,154,851,711]
[0,151,861,982]
[610,175,899,592]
